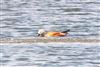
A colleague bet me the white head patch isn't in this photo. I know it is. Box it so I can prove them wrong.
[38,29,46,34]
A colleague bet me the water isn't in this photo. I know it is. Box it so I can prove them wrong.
[0,0,100,38]
[0,0,100,67]
[0,43,100,67]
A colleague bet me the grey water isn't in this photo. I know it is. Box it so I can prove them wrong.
[0,43,100,67]
[0,0,100,67]
[0,0,100,38]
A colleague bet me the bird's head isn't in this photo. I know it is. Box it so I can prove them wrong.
[38,29,47,37]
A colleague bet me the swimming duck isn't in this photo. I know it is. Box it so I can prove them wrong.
[38,29,70,37]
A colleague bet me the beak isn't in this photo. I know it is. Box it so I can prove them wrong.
[38,34,40,36]
[38,34,45,37]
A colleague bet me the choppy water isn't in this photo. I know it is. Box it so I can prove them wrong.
[0,0,100,38]
[0,43,100,67]
[0,0,100,67]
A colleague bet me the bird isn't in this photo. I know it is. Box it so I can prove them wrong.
[38,29,70,37]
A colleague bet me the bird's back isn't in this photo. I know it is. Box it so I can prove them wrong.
[45,32,66,37]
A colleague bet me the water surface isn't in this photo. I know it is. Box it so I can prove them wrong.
[0,43,100,67]
[0,0,100,38]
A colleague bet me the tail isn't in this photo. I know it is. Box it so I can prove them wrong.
[61,29,70,33]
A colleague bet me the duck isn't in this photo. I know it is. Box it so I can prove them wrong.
[38,29,70,37]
